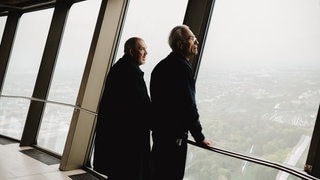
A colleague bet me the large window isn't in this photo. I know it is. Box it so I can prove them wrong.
[90,0,189,169]
[185,145,303,180]
[37,0,101,154]
[192,0,320,179]
[115,0,188,86]
[0,10,53,139]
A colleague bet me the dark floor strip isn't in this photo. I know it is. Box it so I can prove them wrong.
[19,148,60,165]
[69,173,101,180]
[0,136,17,145]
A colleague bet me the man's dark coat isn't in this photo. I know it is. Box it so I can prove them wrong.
[150,52,204,141]
[150,52,205,180]
[93,55,151,180]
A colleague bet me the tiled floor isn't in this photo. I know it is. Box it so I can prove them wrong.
[0,141,94,180]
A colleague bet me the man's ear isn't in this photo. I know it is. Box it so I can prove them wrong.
[129,48,134,56]
[177,41,183,50]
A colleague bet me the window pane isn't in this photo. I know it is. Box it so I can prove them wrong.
[1,10,53,97]
[37,0,101,154]
[115,0,188,86]
[0,16,6,41]
[197,0,320,171]
[46,0,101,104]
[0,98,30,139]
[37,104,74,152]
[185,145,305,180]
[0,10,53,140]
[89,0,188,168]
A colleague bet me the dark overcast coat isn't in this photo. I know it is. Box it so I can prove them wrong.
[150,52,205,142]
[93,54,151,180]
[149,52,206,180]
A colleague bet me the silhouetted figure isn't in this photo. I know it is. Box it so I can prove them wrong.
[94,37,151,180]
[150,25,212,180]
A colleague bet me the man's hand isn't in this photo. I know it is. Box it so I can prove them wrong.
[201,138,213,147]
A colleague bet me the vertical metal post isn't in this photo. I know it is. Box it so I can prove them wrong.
[305,105,320,178]
[20,2,70,146]
[60,0,129,171]
[183,0,216,79]
[0,12,21,93]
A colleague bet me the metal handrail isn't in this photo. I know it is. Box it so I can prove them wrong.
[1,94,318,179]
[0,94,97,116]
[188,140,319,180]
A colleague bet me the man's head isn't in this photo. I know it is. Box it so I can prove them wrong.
[168,25,199,60]
[124,37,148,65]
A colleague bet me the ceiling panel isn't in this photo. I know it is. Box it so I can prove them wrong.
[0,0,56,15]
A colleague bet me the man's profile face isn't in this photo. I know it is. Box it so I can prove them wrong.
[181,28,199,59]
[131,39,148,65]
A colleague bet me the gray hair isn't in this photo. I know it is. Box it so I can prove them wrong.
[168,25,189,51]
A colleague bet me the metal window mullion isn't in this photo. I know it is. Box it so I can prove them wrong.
[0,12,21,93]
[183,0,216,79]
[60,0,129,171]
[305,105,320,178]
[20,2,71,146]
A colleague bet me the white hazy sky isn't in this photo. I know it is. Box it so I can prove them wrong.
[0,0,319,71]
[114,0,320,79]
[202,0,320,69]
